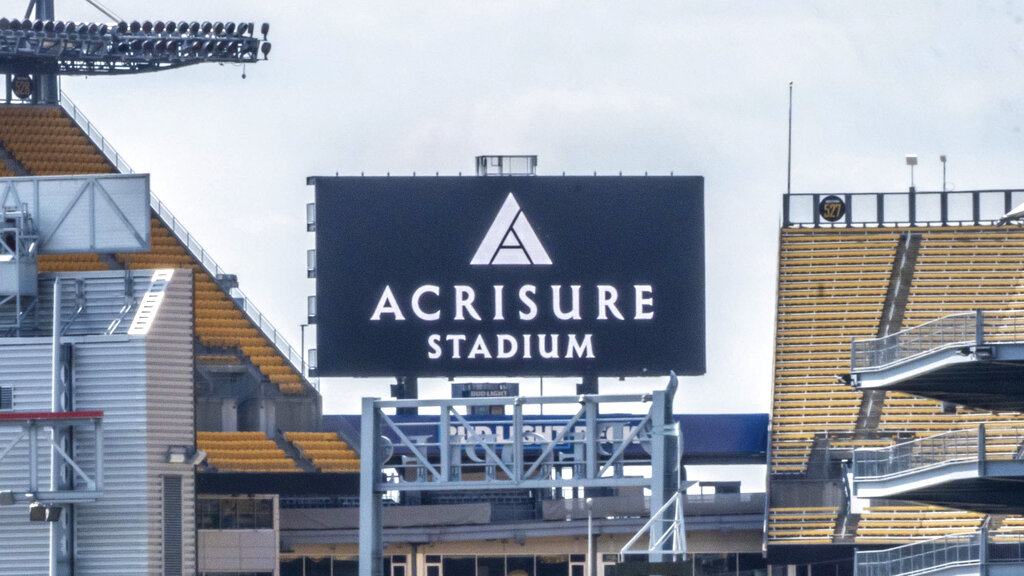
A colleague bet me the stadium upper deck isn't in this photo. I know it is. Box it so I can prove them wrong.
[0,99,336,475]
[768,191,1024,566]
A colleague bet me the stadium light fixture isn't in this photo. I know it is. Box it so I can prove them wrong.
[905,154,918,192]
[940,155,947,192]
[0,16,272,75]
[167,445,188,464]
[28,501,46,521]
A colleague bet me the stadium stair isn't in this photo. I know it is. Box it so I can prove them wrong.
[771,228,900,474]
[197,430,300,473]
[833,513,860,544]
[876,232,921,337]
[274,433,317,472]
[0,142,27,176]
[284,432,360,473]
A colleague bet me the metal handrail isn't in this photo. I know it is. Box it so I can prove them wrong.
[853,427,979,481]
[855,532,981,576]
[852,310,1024,374]
[851,312,976,373]
[59,90,314,389]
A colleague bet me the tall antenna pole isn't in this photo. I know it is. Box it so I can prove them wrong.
[786,81,793,195]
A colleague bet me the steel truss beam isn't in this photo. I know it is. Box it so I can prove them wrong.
[0,410,104,504]
[359,374,683,576]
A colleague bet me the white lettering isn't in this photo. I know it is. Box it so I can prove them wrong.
[497,334,517,358]
[567,334,595,358]
[635,285,654,320]
[552,285,581,320]
[427,334,442,359]
[468,334,493,359]
[519,285,537,320]
[493,285,505,321]
[522,332,532,358]
[538,334,559,358]
[454,285,482,321]
[412,285,441,321]
[371,286,405,321]
[446,334,467,358]
[597,285,624,320]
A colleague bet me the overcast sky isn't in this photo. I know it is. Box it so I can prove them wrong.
[42,1,1024,486]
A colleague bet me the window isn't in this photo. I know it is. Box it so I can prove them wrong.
[198,496,274,530]
[0,386,11,410]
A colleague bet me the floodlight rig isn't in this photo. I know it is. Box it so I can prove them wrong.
[1,0,272,103]
[0,16,272,76]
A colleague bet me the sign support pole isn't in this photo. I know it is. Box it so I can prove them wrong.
[359,397,383,576]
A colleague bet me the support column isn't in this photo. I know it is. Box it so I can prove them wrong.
[649,375,680,563]
[50,279,72,576]
[34,0,59,104]
[394,376,418,416]
[359,398,383,576]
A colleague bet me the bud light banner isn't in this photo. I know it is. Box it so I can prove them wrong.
[313,176,705,377]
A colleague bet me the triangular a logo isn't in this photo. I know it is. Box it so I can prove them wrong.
[471,193,552,266]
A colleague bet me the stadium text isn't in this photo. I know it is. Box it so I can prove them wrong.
[370,284,655,360]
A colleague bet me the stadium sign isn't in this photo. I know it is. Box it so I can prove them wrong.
[819,194,846,222]
[313,176,705,377]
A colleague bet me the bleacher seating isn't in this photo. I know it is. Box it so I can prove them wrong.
[902,229,1024,327]
[0,104,310,398]
[197,431,299,473]
[285,431,360,473]
[36,253,109,273]
[876,227,1024,439]
[118,218,307,395]
[772,228,900,473]
[994,516,1024,540]
[0,106,113,175]
[855,506,984,543]
[767,507,838,544]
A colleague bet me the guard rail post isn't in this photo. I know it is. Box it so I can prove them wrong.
[979,424,987,477]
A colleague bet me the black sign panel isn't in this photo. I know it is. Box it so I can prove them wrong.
[314,176,705,377]
[819,195,846,222]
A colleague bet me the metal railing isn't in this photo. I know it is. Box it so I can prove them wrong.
[851,312,976,372]
[853,428,980,481]
[852,311,1024,373]
[855,532,981,576]
[59,91,314,388]
[989,534,1024,564]
[783,189,1024,228]
[854,425,1024,481]
[856,532,1024,576]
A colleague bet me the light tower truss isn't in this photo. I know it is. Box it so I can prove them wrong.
[0,16,271,75]
[359,374,684,576]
